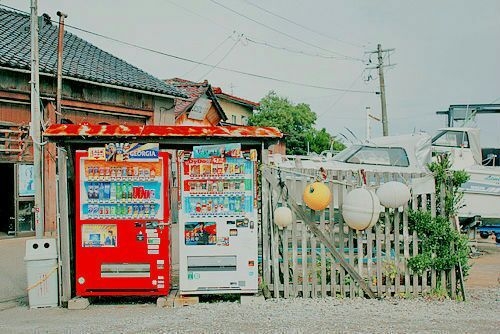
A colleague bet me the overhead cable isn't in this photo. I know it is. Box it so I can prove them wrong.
[242,0,365,48]
[208,0,363,61]
[0,3,376,94]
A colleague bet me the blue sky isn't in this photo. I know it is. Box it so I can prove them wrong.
[4,0,500,145]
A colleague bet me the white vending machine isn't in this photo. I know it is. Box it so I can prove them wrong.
[178,145,258,294]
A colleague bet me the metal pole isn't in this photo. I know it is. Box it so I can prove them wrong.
[30,0,44,237]
[366,106,371,140]
[377,44,389,136]
[56,11,67,123]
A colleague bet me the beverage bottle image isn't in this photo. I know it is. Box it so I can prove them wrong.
[116,182,122,200]
[98,182,104,201]
[91,183,97,200]
[235,196,241,212]
[110,182,116,201]
[128,183,133,199]
[104,182,110,200]
[86,183,92,201]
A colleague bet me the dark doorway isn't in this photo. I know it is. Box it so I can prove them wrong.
[0,163,15,235]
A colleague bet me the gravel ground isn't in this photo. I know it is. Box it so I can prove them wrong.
[0,288,498,334]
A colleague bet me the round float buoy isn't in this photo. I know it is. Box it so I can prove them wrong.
[342,188,380,231]
[303,181,332,211]
[376,181,411,209]
[274,206,293,229]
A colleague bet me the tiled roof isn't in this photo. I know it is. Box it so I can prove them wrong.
[212,87,259,108]
[0,8,187,98]
[165,78,209,117]
[165,78,227,122]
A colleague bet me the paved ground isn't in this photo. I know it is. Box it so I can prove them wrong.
[0,235,498,333]
[0,236,29,310]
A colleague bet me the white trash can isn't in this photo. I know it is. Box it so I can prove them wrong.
[24,238,58,308]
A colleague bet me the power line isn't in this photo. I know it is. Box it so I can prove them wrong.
[165,0,231,32]
[166,0,359,61]
[182,34,233,77]
[242,0,365,49]
[317,70,367,117]
[208,0,363,61]
[0,3,376,94]
[197,35,241,81]
[244,37,350,60]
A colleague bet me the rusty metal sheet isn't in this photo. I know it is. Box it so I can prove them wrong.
[43,124,282,139]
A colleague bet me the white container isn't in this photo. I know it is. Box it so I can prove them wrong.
[24,238,58,308]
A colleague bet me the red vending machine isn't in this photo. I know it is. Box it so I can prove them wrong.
[75,143,170,296]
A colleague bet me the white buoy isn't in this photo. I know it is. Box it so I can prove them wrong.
[342,188,380,231]
[377,181,411,209]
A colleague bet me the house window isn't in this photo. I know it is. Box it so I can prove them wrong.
[231,115,237,124]
[241,116,248,125]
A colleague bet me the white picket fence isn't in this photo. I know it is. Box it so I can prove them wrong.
[260,166,461,299]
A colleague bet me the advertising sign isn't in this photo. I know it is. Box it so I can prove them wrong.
[18,164,34,197]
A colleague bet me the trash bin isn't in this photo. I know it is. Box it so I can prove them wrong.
[24,238,58,308]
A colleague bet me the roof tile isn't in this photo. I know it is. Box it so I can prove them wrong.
[0,8,187,98]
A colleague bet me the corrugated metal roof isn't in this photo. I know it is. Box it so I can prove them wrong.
[43,123,283,138]
[0,8,187,98]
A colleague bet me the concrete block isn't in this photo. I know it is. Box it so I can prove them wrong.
[67,297,89,310]
[173,294,199,307]
[240,295,265,305]
[156,297,168,308]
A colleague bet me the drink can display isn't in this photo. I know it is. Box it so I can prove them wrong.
[150,167,156,179]
[149,189,155,200]
[122,167,127,178]
[149,205,156,217]
[133,166,139,178]
[144,168,150,179]
[110,205,116,217]
[87,166,94,179]
[127,205,133,216]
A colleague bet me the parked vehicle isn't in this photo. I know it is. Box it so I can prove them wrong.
[270,133,432,175]
[431,127,500,242]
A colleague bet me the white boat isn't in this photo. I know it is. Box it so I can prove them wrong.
[431,127,500,223]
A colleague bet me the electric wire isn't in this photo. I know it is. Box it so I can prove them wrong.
[197,35,241,81]
[0,3,376,94]
[242,0,365,49]
[244,37,349,60]
[208,0,363,61]
[317,70,369,117]
[182,34,233,77]
[167,0,359,61]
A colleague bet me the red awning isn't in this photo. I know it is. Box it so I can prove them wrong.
[43,124,282,139]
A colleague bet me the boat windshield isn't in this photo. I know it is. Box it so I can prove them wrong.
[333,145,410,167]
[432,130,470,148]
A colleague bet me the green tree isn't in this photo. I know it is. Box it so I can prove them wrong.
[249,91,345,155]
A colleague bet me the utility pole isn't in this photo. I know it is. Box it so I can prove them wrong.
[30,0,44,237]
[365,44,395,136]
[56,11,68,123]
